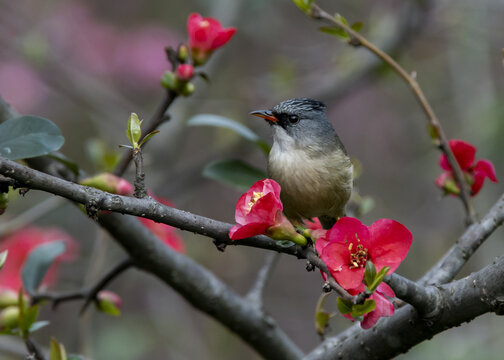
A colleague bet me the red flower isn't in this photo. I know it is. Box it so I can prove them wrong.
[176,64,194,81]
[229,179,284,240]
[187,13,236,65]
[344,283,395,329]
[436,139,497,196]
[0,227,78,291]
[319,217,412,290]
[139,196,185,253]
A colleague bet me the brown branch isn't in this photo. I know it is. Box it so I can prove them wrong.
[132,148,147,199]
[114,90,177,177]
[309,3,476,225]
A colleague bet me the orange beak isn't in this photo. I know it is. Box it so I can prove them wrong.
[249,110,278,123]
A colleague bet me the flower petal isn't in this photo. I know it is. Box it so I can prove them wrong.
[360,291,395,329]
[440,139,476,171]
[368,219,412,274]
[475,159,497,182]
[322,242,365,290]
[229,222,270,240]
[327,217,370,247]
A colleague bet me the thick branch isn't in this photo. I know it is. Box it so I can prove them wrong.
[309,3,476,224]
[306,254,504,360]
[419,193,504,285]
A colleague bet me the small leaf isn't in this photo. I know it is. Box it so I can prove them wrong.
[427,123,440,140]
[334,13,349,26]
[369,266,390,292]
[96,299,121,317]
[203,159,267,191]
[20,305,39,333]
[85,139,121,173]
[126,113,142,147]
[0,116,64,160]
[315,311,331,335]
[29,320,50,333]
[351,22,363,32]
[364,261,376,288]
[319,26,349,40]
[0,250,7,270]
[187,114,270,155]
[336,297,353,315]
[22,241,66,294]
[350,299,376,318]
[50,337,67,360]
[138,130,160,148]
[293,0,313,13]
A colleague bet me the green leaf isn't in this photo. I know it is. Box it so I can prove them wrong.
[427,123,440,140]
[319,26,350,40]
[0,116,64,160]
[336,297,353,315]
[22,241,66,294]
[202,159,267,191]
[29,320,50,333]
[20,305,39,333]
[126,113,142,147]
[351,22,363,32]
[187,114,270,155]
[334,13,349,25]
[369,266,390,292]
[97,299,121,317]
[138,130,160,148]
[85,139,121,173]
[50,337,67,360]
[350,299,376,318]
[0,250,7,270]
[293,0,313,13]
[364,261,376,288]
[315,311,331,335]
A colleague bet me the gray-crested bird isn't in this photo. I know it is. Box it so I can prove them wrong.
[250,98,353,230]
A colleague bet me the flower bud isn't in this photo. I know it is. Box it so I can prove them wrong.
[0,288,18,309]
[161,71,177,90]
[96,290,122,316]
[176,64,194,82]
[266,215,307,246]
[0,306,20,329]
[177,44,189,62]
[180,82,195,97]
[80,173,133,196]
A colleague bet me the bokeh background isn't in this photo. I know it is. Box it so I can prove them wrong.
[1,0,503,359]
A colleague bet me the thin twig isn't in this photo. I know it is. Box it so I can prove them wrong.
[133,148,148,199]
[31,258,133,314]
[114,91,177,177]
[246,252,281,307]
[309,3,476,225]
[25,338,47,360]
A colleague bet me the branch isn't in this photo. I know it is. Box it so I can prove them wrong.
[309,3,476,224]
[306,254,504,360]
[114,91,177,176]
[132,148,147,199]
[246,252,280,308]
[419,193,504,285]
[25,338,46,360]
[31,258,133,314]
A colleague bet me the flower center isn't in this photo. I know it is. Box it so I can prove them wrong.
[247,191,263,212]
[348,243,368,269]
[200,20,210,28]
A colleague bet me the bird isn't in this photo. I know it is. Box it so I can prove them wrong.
[250,98,353,230]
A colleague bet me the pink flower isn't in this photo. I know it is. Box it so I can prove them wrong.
[344,283,395,329]
[229,179,285,240]
[0,227,78,291]
[319,217,412,290]
[436,139,497,196]
[139,196,185,253]
[187,13,236,65]
[176,64,195,81]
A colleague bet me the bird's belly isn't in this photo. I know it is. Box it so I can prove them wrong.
[268,147,352,222]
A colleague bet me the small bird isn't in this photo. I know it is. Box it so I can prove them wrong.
[250,98,353,230]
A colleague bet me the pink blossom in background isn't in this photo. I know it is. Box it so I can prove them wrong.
[0,61,48,113]
[0,227,78,291]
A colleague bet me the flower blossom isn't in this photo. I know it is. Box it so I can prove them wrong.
[176,64,194,81]
[229,179,305,244]
[0,227,78,291]
[318,217,412,291]
[436,139,497,196]
[187,13,236,65]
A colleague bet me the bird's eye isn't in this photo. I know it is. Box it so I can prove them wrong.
[288,115,299,124]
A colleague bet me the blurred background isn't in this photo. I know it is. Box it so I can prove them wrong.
[0,0,503,358]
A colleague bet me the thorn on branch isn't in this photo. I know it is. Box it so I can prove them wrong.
[213,238,227,252]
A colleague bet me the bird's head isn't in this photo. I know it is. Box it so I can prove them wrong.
[250,98,337,149]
